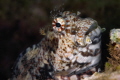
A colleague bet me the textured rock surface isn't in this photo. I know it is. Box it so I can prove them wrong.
[83,71,120,80]
[105,29,120,72]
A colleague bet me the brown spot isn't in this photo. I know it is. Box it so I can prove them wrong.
[66,25,70,27]
[82,27,88,31]
[94,49,101,56]
[85,19,91,25]
[73,18,76,21]
[65,29,71,33]
[72,24,75,27]
[78,35,83,37]
[52,20,56,23]
[77,32,83,35]
[68,44,71,48]
[66,20,70,22]
[89,50,93,53]
[61,24,65,27]
[52,25,56,27]
[63,48,67,53]
[81,51,93,57]
[71,31,76,35]
[81,49,100,57]
[114,44,120,51]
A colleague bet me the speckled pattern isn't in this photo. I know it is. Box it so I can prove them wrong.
[10,11,103,80]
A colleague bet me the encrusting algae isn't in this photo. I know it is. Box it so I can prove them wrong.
[106,29,120,72]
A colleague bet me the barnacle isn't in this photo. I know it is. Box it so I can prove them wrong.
[10,11,104,80]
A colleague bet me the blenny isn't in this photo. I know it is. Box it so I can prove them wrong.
[10,11,104,80]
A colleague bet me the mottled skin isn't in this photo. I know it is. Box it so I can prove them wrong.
[10,11,103,80]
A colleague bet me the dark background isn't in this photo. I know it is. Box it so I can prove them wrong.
[0,0,120,79]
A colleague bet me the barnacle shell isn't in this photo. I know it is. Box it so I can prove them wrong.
[10,11,104,80]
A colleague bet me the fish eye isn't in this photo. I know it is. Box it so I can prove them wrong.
[56,23,61,27]
[52,17,65,32]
